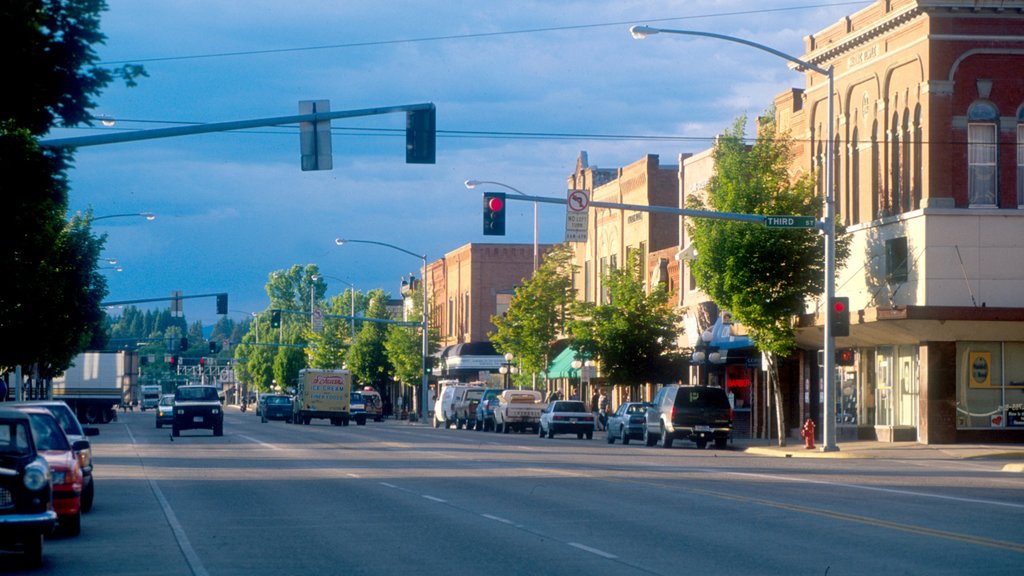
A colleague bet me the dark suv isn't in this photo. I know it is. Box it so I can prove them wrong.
[0,408,57,566]
[172,385,223,437]
[643,385,732,449]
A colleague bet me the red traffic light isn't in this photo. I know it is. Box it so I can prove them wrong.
[833,299,847,313]
[487,196,504,212]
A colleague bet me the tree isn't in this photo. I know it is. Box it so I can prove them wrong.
[687,113,849,446]
[567,251,682,389]
[307,291,357,369]
[346,290,393,389]
[1,0,145,376]
[384,287,438,397]
[491,244,576,382]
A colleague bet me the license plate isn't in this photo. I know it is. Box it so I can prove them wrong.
[193,416,204,423]
[570,418,578,423]
[695,425,711,432]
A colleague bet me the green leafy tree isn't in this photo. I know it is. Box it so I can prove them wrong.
[491,244,576,383]
[273,347,306,393]
[307,291,358,369]
[568,251,682,388]
[687,113,850,446]
[2,0,145,377]
[384,287,438,402]
[346,290,393,389]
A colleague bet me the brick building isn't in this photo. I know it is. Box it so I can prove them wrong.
[776,0,1024,442]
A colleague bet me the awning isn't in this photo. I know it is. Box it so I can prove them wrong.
[546,346,580,379]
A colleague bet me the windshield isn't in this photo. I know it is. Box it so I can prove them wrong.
[26,412,70,451]
[176,387,220,402]
[0,421,32,456]
[159,395,175,407]
[42,403,85,437]
[267,396,291,405]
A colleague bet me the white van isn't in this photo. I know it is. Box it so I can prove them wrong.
[433,381,469,429]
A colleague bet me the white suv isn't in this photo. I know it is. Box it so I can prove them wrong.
[433,383,470,429]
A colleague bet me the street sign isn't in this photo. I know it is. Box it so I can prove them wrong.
[565,189,589,242]
[764,215,816,229]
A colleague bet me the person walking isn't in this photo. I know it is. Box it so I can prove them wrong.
[591,390,602,431]
[598,389,609,432]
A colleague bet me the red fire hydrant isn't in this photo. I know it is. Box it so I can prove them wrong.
[801,418,816,449]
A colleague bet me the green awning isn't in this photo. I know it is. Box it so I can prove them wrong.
[546,346,580,379]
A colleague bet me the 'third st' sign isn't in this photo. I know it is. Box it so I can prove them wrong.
[764,215,816,229]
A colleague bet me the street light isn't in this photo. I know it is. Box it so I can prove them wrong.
[464,180,538,272]
[335,238,429,422]
[630,24,838,452]
[499,352,518,389]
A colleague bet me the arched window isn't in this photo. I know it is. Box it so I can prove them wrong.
[968,101,999,206]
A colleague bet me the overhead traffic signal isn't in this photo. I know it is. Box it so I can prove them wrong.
[483,192,506,236]
[179,337,189,351]
[216,293,228,315]
[830,296,850,337]
[270,309,282,328]
[836,348,856,366]
[405,107,436,164]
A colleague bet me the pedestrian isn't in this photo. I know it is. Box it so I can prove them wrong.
[591,390,602,430]
[598,389,609,431]
[570,387,579,400]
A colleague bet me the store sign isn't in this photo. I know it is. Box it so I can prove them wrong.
[1007,408,1024,427]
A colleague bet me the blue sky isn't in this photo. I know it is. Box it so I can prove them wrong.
[52,1,868,327]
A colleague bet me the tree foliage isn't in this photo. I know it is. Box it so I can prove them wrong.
[1,0,145,375]
[490,244,575,379]
[567,251,682,386]
[346,290,393,388]
[687,113,849,445]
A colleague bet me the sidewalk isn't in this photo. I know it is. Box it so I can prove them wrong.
[732,437,1024,471]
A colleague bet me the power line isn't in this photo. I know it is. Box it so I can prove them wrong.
[99,2,870,65]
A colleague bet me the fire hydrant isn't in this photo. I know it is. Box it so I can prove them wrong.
[801,418,816,449]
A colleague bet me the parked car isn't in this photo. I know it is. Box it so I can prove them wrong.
[0,407,57,566]
[16,407,83,536]
[10,400,98,513]
[474,388,503,431]
[434,382,476,428]
[155,394,176,428]
[260,394,294,423]
[606,402,652,445]
[538,400,595,439]
[172,385,224,437]
[643,385,732,449]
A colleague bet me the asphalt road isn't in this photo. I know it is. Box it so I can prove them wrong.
[4,407,1022,575]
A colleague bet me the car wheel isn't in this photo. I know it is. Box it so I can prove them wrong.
[156,421,161,429]
[214,424,223,436]
[81,479,94,513]
[715,437,728,449]
[24,532,43,567]
[660,424,673,448]
[607,429,615,444]
[585,431,593,440]
[62,510,82,536]
[172,426,180,437]
[695,440,708,449]
[644,427,656,447]
[622,430,631,445]
[538,424,545,438]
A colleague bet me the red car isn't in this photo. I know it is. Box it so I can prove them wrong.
[17,407,84,536]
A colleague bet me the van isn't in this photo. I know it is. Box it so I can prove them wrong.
[433,381,471,429]
[643,385,732,449]
[359,387,384,422]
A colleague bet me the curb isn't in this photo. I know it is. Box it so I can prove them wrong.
[741,446,861,459]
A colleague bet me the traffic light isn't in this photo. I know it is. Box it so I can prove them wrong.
[483,192,506,236]
[830,296,850,337]
[270,309,282,328]
[209,341,220,354]
[216,293,228,315]
[168,355,178,369]
[405,107,436,164]
[199,357,206,367]
[179,337,189,351]
[836,348,856,366]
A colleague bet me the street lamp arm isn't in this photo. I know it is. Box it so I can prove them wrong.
[464,180,528,197]
[87,212,157,222]
[335,238,424,261]
[628,25,830,76]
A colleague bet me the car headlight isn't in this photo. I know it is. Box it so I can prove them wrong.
[77,446,92,470]
[211,408,220,415]
[24,459,50,492]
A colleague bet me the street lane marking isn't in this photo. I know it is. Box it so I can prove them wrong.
[149,471,210,576]
[380,482,398,488]
[422,495,447,503]
[569,542,618,559]
[482,513,515,525]
[237,434,279,450]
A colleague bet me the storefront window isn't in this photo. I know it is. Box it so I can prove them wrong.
[956,342,1024,428]
[875,348,893,426]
